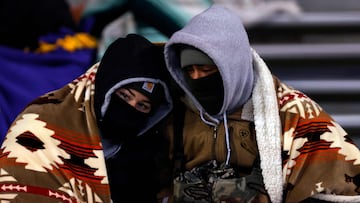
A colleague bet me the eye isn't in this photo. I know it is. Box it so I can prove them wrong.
[183,66,194,74]
[116,88,152,113]
[135,102,152,113]
[200,65,217,72]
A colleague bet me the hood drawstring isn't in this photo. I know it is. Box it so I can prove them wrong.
[199,109,219,127]
[199,110,232,166]
[223,112,231,166]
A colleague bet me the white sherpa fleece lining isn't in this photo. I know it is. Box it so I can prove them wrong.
[251,49,283,203]
[312,193,360,202]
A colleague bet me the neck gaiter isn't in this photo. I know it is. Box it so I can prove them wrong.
[185,71,224,115]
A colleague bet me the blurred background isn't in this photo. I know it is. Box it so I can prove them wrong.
[0,0,359,144]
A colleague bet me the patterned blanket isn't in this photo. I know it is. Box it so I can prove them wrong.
[251,50,360,202]
[0,64,111,202]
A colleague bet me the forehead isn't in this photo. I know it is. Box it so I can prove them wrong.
[184,64,217,69]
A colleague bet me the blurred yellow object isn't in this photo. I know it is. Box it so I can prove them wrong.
[36,33,97,53]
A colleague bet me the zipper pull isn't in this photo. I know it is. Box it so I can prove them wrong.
[213,126,218,139]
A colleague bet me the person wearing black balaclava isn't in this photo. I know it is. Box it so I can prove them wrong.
[94,34,173,144]
[94,33,173,202]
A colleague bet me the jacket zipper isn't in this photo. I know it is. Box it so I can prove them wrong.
[212,126,218,160]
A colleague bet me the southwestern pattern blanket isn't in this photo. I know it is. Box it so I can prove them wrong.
[0,64,111,202]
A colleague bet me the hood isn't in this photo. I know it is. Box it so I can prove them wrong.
[94,34,173,137]
[164,5,254,122]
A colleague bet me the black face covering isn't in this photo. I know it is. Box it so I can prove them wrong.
[99,93,148,143]
[185,71,224,115]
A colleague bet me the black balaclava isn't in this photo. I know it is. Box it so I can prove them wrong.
[94,34,170,143]
[184,71,224,115]
[99,93,148,143]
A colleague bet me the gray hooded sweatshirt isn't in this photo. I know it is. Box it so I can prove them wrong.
[164,4,254,125]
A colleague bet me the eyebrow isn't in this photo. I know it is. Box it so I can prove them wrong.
[127,88,152,104]
[126,88,136,97]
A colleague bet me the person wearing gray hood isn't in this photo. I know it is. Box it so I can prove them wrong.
[162,5,360,203]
